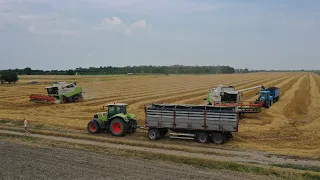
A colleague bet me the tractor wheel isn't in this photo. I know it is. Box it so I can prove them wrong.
[211,132,225,144]
[195,132,209,143]
[110,118,128,136]
[148,129,160,140]
[266,101,271,108]
[87,120,100,134]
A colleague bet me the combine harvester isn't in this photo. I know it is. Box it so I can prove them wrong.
[204,85,265,115]
[29,82,83,104]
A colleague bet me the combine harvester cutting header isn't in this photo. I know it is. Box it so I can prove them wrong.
[29,82,83,104]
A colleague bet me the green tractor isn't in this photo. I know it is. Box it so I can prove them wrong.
[87,103,138,136]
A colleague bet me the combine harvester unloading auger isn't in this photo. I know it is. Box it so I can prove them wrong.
[29,82,83,104]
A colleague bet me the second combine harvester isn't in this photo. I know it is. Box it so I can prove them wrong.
[29,82,83,103]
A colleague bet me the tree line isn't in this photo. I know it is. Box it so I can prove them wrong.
[1,65,236,76]
[1,65,317,84]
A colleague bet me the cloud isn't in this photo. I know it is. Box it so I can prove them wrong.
[80,0,224,15]
[27,26,80,36]
[0,11,80,36]
[130,20,147,30]
[98,17,148,36]
[0,0,80,36]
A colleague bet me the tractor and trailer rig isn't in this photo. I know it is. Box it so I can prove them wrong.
[87,103,239,144]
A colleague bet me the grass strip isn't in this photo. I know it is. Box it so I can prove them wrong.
[272,164,320,173]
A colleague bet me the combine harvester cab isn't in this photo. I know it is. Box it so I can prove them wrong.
[29,82,83,104]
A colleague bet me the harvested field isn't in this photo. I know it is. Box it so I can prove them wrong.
[0,72,319,158]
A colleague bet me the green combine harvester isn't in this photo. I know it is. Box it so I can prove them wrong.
[87,103,138,136]
[29,82,83,103]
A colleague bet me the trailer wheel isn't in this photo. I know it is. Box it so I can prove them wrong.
[211,132,225,144]
[148,129,160,140]
[160,129,168,137]
[87,120,100,134]
[195,132,209,143]
[110,118,127,136]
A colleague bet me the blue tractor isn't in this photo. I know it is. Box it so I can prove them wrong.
[255,87,280,108]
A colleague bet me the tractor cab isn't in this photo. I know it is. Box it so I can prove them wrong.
[258,91,271,101]
[105,103,128,117]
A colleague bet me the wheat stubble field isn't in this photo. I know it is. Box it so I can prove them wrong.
[0,72,319,159]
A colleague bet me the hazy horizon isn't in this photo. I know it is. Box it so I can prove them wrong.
[1,0,319,70]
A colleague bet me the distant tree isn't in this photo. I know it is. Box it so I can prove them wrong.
[23,67,32,75]
[0,73,3,84]
[243,68,249,73]
[66,69,75,75]
[218,66,235,74]
[1,70,19,84]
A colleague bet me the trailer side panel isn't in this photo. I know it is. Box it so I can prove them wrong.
[145,104,238,132]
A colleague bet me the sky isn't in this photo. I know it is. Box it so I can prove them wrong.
[0,0,319,70]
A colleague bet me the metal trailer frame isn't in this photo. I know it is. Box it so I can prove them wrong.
[145,103,239,144]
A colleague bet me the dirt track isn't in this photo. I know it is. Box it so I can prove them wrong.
[0,139,273,180]
[1,130,319,168]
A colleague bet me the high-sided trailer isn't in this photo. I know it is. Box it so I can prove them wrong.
[145,103,239,144]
